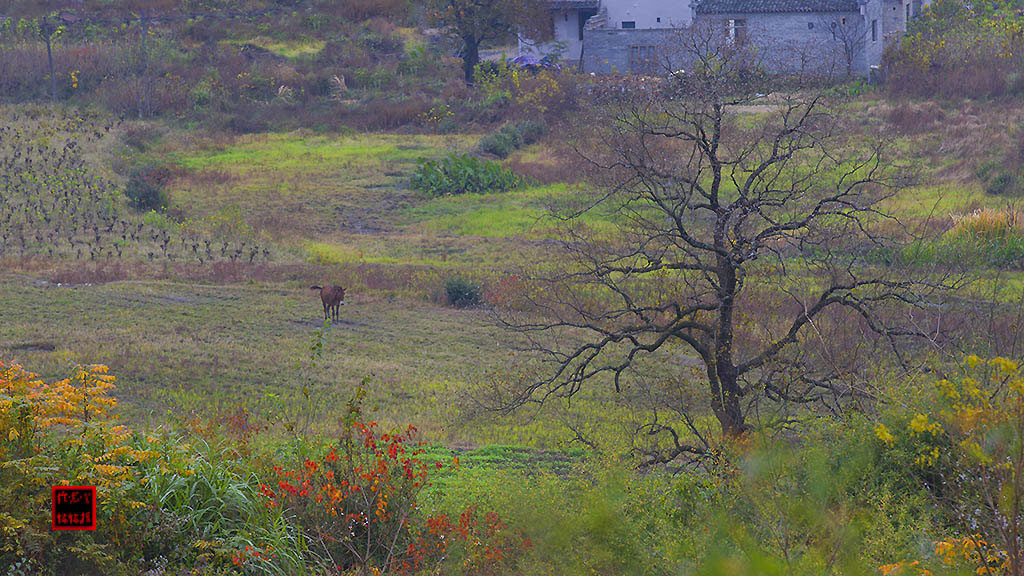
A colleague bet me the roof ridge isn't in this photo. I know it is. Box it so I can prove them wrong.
[694,0,860,14]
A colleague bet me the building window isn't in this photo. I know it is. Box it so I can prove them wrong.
[808,22,814,29]
[621,21,636,29]
[656,17,661,22]
[725,18,747,43]
[630,45,658,75]
[905,2,910,21]
[841,16,846,25]
[871,19,877,41]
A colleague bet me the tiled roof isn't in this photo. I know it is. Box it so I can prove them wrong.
[695,0,859,14]
[549,0,600,7]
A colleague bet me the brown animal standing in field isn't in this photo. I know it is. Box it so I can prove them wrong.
[310,285,346,321]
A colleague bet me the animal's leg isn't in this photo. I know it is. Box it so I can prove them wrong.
[323,301,328,320]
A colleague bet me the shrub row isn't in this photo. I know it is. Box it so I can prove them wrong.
[478,120,547,159]
[411,153,523,197]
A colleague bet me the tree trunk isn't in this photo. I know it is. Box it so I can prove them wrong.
[462,38,479,85]
[710,369,746,437]
[712,266,747,438]
[139,11,149,119]
[711,201,747,437]
[46,35,56,102]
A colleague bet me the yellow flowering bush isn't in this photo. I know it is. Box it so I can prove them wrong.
[888,0,1024,98]
[876,357,1024,575]
[0,361,208,572]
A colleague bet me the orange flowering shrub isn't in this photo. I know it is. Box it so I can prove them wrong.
[260,420,436,572]
[258,418,530,574]
[405,506,530,576]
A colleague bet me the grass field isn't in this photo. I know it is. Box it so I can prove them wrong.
[1,100,1020,452]
[0,274,650,451]
[5,86,1024,576]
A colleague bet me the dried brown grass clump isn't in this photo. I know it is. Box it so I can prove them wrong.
[949,207,1024,241]
[356,98,431,130]
[887,101,946,135]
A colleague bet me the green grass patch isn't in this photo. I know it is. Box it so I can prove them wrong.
[304,241,401,265]
[174,133,440,171]
[162,131,480,241]
[404,184,617,238]
[222,36,326,59]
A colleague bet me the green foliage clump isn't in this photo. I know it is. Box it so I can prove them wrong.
[986,170,1019,196]
[479,128,519,158]
[429,420,939,576]
[888,0,1024,98]
[124,165,170,212]
[411,153,522,196]
[445,276,483,308]
[479,120,547,158]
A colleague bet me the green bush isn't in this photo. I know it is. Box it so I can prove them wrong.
[514,120,546,145]
[445,276,482,308]
[478,121,547,158]
[479,130,519,158]
[125,165,170,212]
[411,154,522,196]
[986,171,1019,196]
[975,160,1000,182]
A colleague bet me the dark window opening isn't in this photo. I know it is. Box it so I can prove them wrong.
[725,18,747,43]
[871,19,877,41]
[656,17,661,22]
[621,21,636,29]
[630,44,657,75]
[808,22,814,29]
[578,9,597,41]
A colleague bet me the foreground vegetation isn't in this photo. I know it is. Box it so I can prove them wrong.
[8,356,1024,575]
[2,0,1024,574]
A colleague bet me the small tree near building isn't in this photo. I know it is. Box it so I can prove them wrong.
[823,16,868,76]
[425,0,549,84]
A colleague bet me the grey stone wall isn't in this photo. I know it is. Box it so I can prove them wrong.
[862,0,886,71]
[582,28,686,74]
[702,13,867,75]
[583,12,870,77]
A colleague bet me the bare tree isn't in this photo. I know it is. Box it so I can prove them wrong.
[820,16,867,77]
[499,25,949,454]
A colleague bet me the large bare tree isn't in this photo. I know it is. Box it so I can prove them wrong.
[500,26,948,455]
